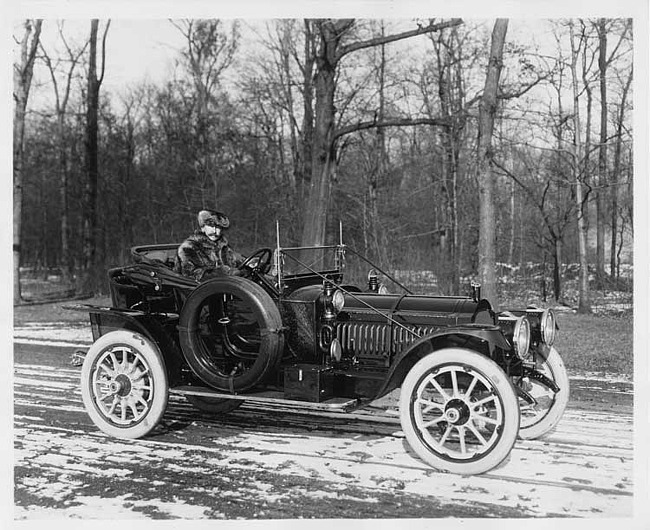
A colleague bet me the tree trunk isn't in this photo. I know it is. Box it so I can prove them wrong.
[300,20,316,195]
[57,113,72,283]
[13,19,42,304]
[80,20,101,294]
[300,20,342,247]
[596,19,608,285]
[553,236,562,301]
[476,18,508,307]
[610,64,632,282]
[434,26,464,295]
[569,21,592,314]
[508,178,515,264]
[369,33,388,265]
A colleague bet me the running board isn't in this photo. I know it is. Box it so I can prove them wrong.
[170,385,362,412]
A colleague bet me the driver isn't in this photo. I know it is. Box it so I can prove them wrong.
[175,209,245,281]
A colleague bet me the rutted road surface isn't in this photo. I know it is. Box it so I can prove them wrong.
[13,324,634,519]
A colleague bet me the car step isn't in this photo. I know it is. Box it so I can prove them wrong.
[171,385,362,412]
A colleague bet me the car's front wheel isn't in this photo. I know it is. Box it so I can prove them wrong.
[399,348,520,475]
[81,330,168,439]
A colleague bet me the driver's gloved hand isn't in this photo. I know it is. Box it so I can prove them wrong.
[269,250,279,277]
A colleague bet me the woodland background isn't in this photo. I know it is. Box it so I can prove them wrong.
[12,18,634,312]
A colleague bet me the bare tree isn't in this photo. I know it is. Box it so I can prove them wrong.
[173,19,239,117]
[171,19,240,205]
[79,19,110,294]
[301,18,463,247]
[476,19,508,307]
[595,18,631,283]
[40,22,89,284]
[493,151,574,302]
[595,19,608,285]
[13,19,42,303]
[610,60,633,281]
[428,25,467,294]
[568,20,591,313]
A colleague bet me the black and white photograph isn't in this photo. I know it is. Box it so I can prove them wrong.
[5,0,648,526]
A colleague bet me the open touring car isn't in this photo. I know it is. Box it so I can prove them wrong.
[66,223,569,475]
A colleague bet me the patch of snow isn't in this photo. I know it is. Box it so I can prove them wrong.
[14,324,93,346]
[569,371,632,384]
[14,339,91,348]
[15,494,211,520]
[13,377,78,390]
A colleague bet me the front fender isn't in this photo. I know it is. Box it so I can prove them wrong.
[374,324,511,399]
[63,304,185,386]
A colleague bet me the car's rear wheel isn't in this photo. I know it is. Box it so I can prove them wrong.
[179,276,284,393]
[185,395,242,414]
[516,346,569,440]
[81,330,168,439]
[399,348,520,475]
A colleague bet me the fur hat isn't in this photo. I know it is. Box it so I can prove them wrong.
[197,209,230,228]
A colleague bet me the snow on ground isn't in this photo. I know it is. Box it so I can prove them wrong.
[12,347,635,520]
[13,323,93,347]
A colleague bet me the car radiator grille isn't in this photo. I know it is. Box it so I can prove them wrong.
[336,322,438,358]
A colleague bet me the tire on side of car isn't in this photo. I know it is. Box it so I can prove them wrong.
[399,348,520,475]
[81,330,169,439]
[516,345,570,440]
[178,276,284,393]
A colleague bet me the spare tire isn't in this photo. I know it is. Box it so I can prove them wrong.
[178,276,284,392]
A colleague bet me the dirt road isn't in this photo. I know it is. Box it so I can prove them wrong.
[13,324,635,519]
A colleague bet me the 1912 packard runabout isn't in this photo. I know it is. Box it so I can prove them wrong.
[68,224,569,475]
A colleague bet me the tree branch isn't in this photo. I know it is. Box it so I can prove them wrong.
[334,116,448,141]
[336,18,463,61]
[98,20,111,86]
[21,19,42,91]
[498,70,552,100]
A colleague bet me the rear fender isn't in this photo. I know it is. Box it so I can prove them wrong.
[375,326,511,398]
[67,304,185,386]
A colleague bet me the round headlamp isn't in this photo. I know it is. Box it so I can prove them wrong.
[513,316,531,357]
[332,290,345,312]
[540,308,556,346]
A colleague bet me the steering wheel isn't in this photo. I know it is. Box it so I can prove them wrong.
[239,248,274,275]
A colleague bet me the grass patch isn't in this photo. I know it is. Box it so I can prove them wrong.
[553,311,633,376]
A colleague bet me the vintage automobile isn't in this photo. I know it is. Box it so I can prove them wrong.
[66,223,569,475]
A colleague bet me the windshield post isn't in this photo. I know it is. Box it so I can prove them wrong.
[275,220,283,294]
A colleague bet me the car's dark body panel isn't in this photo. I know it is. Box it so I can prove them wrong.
[72,305,187,386]
[69,242,529,403]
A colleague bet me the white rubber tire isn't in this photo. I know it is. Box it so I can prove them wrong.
[517,346,570,440]
[81,330,168,439]
[399,348,520,475]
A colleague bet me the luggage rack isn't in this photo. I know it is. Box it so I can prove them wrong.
[170,385,362,412]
